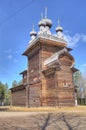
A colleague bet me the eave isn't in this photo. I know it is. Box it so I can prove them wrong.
[71,67,79,73]
[10,84,26,92]
[67,47,73,51]
[22,35,67,56]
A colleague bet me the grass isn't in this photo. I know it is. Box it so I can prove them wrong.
[0,105,86,113]
[6,105,86,113]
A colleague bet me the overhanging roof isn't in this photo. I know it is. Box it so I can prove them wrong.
[22,34,67,56]
[10,84,26,92]
[71,67,79,72]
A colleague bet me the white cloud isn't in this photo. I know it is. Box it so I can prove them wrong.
[7,54,13,59]
[64,33,86,47]
[6,54,19,63]
[81,35,86,42]
[80,64,86,73]
[81,64,86,67]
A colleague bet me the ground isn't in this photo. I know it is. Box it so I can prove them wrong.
[0,106,86,130]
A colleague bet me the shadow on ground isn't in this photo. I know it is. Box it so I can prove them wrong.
[0,112,86,130]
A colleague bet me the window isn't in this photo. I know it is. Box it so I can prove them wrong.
[63,81,71,87]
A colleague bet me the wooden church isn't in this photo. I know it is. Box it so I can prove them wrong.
[10,10,78,107]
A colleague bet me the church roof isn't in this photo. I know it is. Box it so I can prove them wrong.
[44,48,74,66]
[23,8,68,56]
[22,34,67,56]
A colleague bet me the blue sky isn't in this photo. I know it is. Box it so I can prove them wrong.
[0,0,86,87]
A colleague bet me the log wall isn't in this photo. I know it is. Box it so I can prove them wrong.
[11,88,26,106]
[23,76,27,85]
[57,55,75,106]
[29,50,40,84]
[41,44,61,69]
[11,42,75,107]
[28,46,42,107]
[41,44,59,106]
[29,83,41,107]
[41,44,75,107]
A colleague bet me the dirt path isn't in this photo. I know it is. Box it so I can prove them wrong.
[0,112,86,130]
[0,112,48,117]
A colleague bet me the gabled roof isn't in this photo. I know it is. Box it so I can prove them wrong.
[44,48,74,65]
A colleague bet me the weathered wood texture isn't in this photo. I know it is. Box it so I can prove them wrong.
[23,76,27,85]
[29,50,40,84]
[57,55,75,106]
[41,44,75,107]
[41,72,58,106]
[41,44,58,106]
[27,46,42,107]
[20,70,27,85]
[11,40,76,107]
[11,88,26,106]
[29,83,41,107]
[41,44,62,69]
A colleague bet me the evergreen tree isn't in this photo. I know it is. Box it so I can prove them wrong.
[0,82,5,105]
[0,82,11,106]
[4,83,11,105]
[12,80,18,88]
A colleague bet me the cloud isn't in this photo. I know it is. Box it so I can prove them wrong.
[81,64,86,67]
[7,54,13,59]
[4,49,19,55]
[5,50,19,63]
[64,33,86,47]
[80,64,86,73]
[81,35,86,42]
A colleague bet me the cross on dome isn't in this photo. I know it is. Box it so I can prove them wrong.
[30,24,37,36]
[56,19,63,32]
[58,19,60,26]
[30,8,65,43]
[45,7,48,18]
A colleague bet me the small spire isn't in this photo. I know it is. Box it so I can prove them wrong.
[30,24,37,37]
[45,7,47,18]
[41,13,43,19]
[56,19,63,37]
[32,24,34,31]
[58,19,60,26]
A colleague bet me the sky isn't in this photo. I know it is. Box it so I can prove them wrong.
[0,0,86,87]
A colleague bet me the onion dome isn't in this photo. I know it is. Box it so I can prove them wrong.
[42,7,53,28]
[38,20,46,27]
[38,13,46,27]
[56,19,63,32]
[56,26,63,32]
[43,18,52,28]
[30,30,37,36]
[30,24,37,36]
